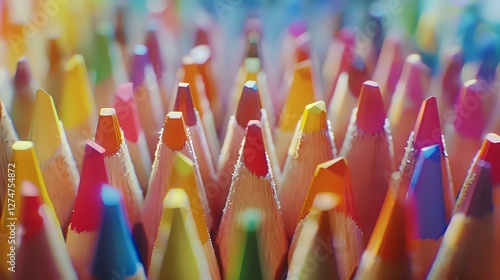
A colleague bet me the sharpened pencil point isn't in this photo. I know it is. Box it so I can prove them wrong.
[356,81,386,134]
[162,112,188,150]
[174,83,198,127]
[95,108,122,157]
[243,121,268,177]
[454,80,486,139]
[114,83,142,143]
[414,96,442,151]
[14,58,32,88]
[478,133,500,184]
[236,81,262,128]
[348,55,369,98]
[130,44,149,87]
[300,101,327,133]
[457,160,493,217]
[401,54,429,106]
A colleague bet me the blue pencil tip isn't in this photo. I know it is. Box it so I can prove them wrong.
[93,185,144,280]
[409,144,447,240]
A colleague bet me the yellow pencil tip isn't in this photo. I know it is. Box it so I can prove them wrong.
[300,101,327,133]
[173,152,194,177]
[60,54,95,129]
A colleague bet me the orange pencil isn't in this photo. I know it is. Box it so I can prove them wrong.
[173,83,216,206]
[280,101,336,240]
[130,44,165,159]
[274,60,319,167]
[214,81,278,226]
[388,54,430,167]
[288,192,362,280]
[113,83,152,193]
[66,141,108,280]
[328,54,370,150]
[217,121,287,280]
[142,112,212,267]
[354,172,412,280]
[10,58,36,139]
[0,101,18,211]
[174,56,220,165]
[94,108,143,228]
[59,54,97,170]
[44,37,64,109]
[14,181,76,280]
[339,81,394,245]
[29,89,79,235]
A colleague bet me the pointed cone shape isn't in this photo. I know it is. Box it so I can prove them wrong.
[348,55,369,98]
[70,141,108,232]
[279,61,316,131]
[14,58,32,89]
[300,158,356,222]
[441,49,463,106]
[414,97,442,152]
[60,54,95,128]
[226,209,264,280]
[114,83,142,143]
[478,133,500,184]
[95,108,122,156]
[161,112,188,150]
[47,37,62,74]
[94,24,113,83]
[180,56,204,115]
[242,121,268,177]
[246,31,260,59]
[408,145,447,239]
[456,160,493,217]
[130,45,149,87]
[145,27,164,81]
[174,83,198,127]
[300,101,327,134]
[356,81,386,134]
[294,33,311,63]
[29,89,63,163]
[399,54,430,106]
[454,80,487,139]
[236,81,262,128]
[92,186,144,279]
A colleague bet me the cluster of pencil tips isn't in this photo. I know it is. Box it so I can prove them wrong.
[0,0,500,279]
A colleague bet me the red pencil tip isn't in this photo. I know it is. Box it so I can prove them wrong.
[70,141,108,232]
[441,48,463,106]
[20,181,43,241]
[356,81,386,134]
[14,57,32,89]
[243,121,268,177]
[145,27,164,81]
[413,96,442,151]
[114,83,142,143]
[161,112,188,150]
[174,83,197,126]
[454,80,487,139]
[294,33,311,63]
[236,81,262,128]
[348,55,369,98]
[478,133,500,184]
[401,54,430,105]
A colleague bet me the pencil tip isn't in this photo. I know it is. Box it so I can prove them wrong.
[114,83,142,143]
[20,181,43,241]
[174,83,198,127]
[145,28,164,80]
[300,101,327,133]
[94,24,113,83]
[93,186,143,279]
[441,48,463,106]
[400,54,430,105]
[414,96,442,151]
[243,121,268,177]
[70,141,107,232]
[454,80,486,139]
[246,31,260,59]
[236,81,262,128]
[130,44,149,87]
[348,55,369,98]
[408,144,447,240]
[457,160,493,217]
[162,112,188,150]
[14,57,32,89]
[479,133,500,184]
[95,108,122,156]
[356,81,386,134]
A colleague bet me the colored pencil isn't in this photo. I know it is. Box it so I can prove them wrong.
[387,54,430,167]
[93,23,117,110]
[142,111,212,267]
[339,80,394,245]
[14,181,76,280]
[217,121,287,280]
[44,37,64,109]
[280,100,336,240]
[149,188,215,279]
[0,101,18,211]
[59,54,97,170]
[66,141,108,280]
[113,83,152,194]
[130,44,165,159]
[144,26,170,113]
[11,58,36,139]
[92,186,146,280]
[29,89,79,235]
[94,108,143,228]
